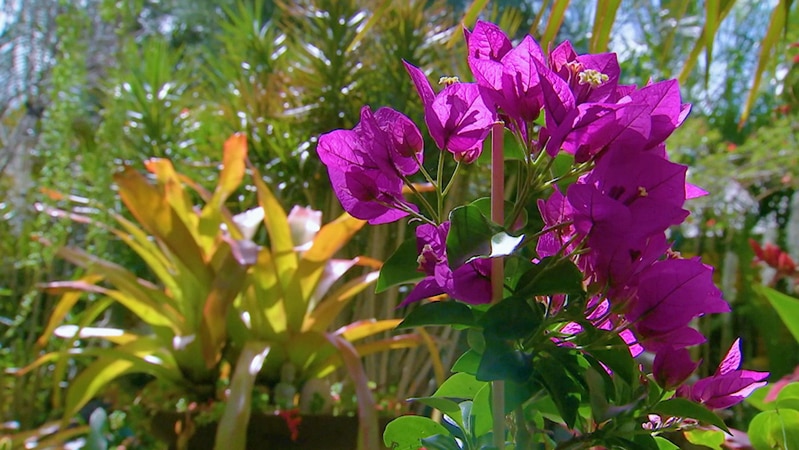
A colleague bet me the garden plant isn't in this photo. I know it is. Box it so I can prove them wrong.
[317,19,773,449]
[15,134,435,449]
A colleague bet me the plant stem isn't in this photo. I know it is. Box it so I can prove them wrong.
[515,406,532,448]
[490,121,506,449]
[436,148,446,222]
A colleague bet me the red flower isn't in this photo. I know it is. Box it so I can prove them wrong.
[277,408,302,441]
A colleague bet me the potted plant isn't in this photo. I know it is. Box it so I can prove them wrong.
[21,134,436,449]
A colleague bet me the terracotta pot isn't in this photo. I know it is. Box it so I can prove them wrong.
[150,412,392,450]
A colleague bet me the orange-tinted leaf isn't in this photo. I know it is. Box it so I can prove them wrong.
[197,134,248,253]
[62,337,180,421]
[215,340,270,450]
[303,271,379,332]
[199,240,252,369]
[248,162,297,286]
[418,328,446,386]
[353,334,421,356]
[144,158,198,237]
[246,248,287,339]
[303,213,365,263]
[108,212,184,311]
[335,319,403,342]
[307,259,358,309]
[43,255,184,333]
[325,333,379,450]
[312,334,422,378]
[36,273,105,348]
[289,213,366,330]
[114,166,212,288]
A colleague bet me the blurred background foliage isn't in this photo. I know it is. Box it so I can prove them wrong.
[1,0,798,443]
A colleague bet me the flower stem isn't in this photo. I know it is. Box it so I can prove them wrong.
[436,149,446,223]
[490,121,506,449]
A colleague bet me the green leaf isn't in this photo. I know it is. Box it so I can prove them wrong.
[590,0,622,52]
[540,0,570,51]
[397,301,475,329]
[684,429,725,449]
[777,382,799,411]
[383,416,451,450]
[452,349,481,374]
[472,384,493,438]
[376,237,424,292]
[704,0,721,86]
[470,197,528,230]
[515,257,584,297]
[535,354,581,429]
[746,385,773,411]
[586,334,636,386]
[480,296,542,341]
[677,0,735,85]
[36,274,105,348]
[215,341,270,450]
[654,436,680,450]
[748,409,799,450]
[447,205,494,268]
[411,397,465,430]
[652,398,730,433]
[433,372,489,400]
[420,434,461,450]
[504,379,536,414]
[759,286,799,343]
[477,339,533,383]
[739,0,790,127]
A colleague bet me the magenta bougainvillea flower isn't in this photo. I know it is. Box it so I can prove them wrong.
[548,41,622,105]
[627,258,730,351]
[404,61,496,162]
[317,106,423,224]
[677,339,769,409]
[400,222,492,306]
[314,18,766,441]
[465,21,546,139]
[653,346,702,390]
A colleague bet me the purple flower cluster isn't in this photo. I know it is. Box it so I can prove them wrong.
[317,106,424,224]
[316,20,767,410]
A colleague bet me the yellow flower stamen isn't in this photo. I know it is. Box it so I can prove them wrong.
[438,76,460,86]
[578,69,610,88]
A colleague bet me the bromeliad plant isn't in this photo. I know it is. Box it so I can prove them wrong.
[22,134,428,450]
[317,20,769,449]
